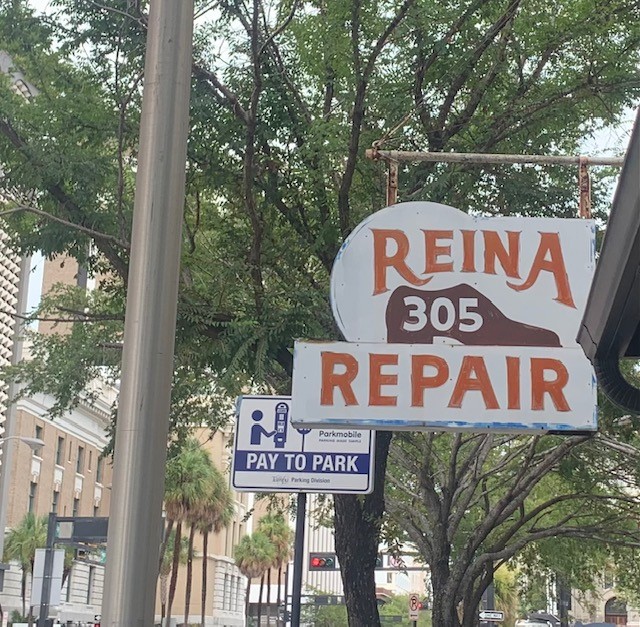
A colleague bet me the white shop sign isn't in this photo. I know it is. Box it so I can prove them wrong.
[291,341,596,432]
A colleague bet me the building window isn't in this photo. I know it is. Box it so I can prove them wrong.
[34,425,43,457]
[96,457,104,483]
[28,482,37,513]
[88,450,92,471]
[76,446,84,474]
[87,566,95,604]
[55,437,65,466]
[235,576,242,612]
[72,498,79,517]
[223,574,229,611]
[604,568,615,589]
[52,491,59,514]
[386,572,393,584]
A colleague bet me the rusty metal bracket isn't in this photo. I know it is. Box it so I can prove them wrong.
[579,156,592,219]
[386,160,399,206]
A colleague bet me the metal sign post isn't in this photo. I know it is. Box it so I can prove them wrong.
[36,513,57,627]
[290,492,307,627]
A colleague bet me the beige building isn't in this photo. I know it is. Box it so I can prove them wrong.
[571,585,638,626]
[0,253,255,626]
[0,252,115,622]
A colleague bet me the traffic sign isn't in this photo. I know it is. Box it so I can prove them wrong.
[232,395,375,493]
[408,593,420,620]
[479,610,504,621]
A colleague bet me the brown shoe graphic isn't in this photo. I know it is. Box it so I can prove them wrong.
[386,284,561,347]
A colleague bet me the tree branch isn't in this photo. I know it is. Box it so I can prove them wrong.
[0,204,130,249]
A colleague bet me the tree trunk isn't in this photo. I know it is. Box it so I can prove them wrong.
[158,517,175,571]
[334,431,392,627]
[266,568,272,625]
[460,567,491,627]
[258,572,265,626]
[245,578,251,623]
[21,571,26,617]
[160,570,167,622]
[62,565,71,588]
[431,592,462,627]
[185,524,197,625]
[201,530,209,627]
[165,520,182,627]
[276,564,283,620]
[430,564,462,627]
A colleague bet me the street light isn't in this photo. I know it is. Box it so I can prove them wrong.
[0,436,45,451]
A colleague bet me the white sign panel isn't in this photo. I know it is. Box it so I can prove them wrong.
[31,548,64,606]
[291,341,597,432]
[409,594,420,620]
[331,202,594,348]
[479,610,504,621]
[232,395,375,493]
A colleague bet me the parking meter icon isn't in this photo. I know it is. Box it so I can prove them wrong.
[274,402,289,448]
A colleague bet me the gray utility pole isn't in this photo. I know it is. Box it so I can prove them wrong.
[100,1,194,625]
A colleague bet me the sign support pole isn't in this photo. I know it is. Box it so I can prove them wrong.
[290,492,307,627]
[36,513,57,627]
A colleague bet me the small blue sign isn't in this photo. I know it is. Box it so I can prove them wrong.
[232,395,375,494]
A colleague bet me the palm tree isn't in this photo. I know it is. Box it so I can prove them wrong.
[61,545,75,588]
[257,513,293,625]
[235,532,276,624]
[195,468,234,627]
[159,530,189,623]
[494,565,518,626]
[3,513,47,618]
[163,439,215,627]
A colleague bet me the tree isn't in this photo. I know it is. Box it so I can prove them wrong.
[162,438,215,627]
[159,530,189,624]
[257,512,293,625]
[191,465,234,627]
[1,1,640,625]
[494,566,518,626]
[3,513,47,618]
[235,532,277,623]
[384,430,640,626]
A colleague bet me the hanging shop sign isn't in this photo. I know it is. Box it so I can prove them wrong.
[291,341,595,432]
[291,201,597,432]
[330,202,594,347]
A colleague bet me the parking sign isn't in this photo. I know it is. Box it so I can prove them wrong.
[232,396,375,493]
